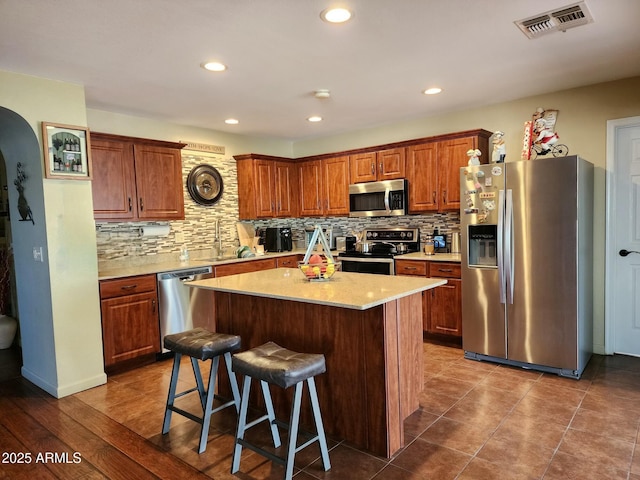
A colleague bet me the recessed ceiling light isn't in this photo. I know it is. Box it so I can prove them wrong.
[320,7,353,24]
[307,116,323,122]
[225,118,239,125]
[201,61,227,72]
[423,87,442,95]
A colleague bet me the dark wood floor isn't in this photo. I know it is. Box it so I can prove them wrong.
[3,344,640,479]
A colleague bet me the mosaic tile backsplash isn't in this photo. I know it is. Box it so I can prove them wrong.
[96,154,461,264]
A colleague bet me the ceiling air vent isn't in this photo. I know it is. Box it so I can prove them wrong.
[515,1,593,39]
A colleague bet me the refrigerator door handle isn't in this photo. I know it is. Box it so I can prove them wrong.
[498,189,506,304]
[505,189,514,304]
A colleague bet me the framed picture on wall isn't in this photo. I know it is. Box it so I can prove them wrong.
[41,122,92,180]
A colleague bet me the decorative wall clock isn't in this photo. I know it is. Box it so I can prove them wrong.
[186,164,224,205]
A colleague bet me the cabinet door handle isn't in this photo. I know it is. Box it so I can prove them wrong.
[379,162,383,173]
[120,284,137,291]
[371,163,375,175]
[128,197,132,212]
[404,266,417,271]
[432,191,437,204]
[442,190,447,204]
[438,268,454,273]
[152,298,156,314]
[139,198,144,211]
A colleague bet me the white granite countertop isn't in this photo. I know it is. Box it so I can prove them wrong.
[98,250,306,280]
[398,252,461,262]
[98,250,460,280]
[187,268,447,310]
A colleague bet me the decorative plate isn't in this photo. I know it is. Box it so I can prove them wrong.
[186,164,224,205]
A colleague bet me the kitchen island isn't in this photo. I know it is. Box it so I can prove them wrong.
[188,268,446,458]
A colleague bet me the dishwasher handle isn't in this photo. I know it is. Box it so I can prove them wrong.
[157,267,213,282]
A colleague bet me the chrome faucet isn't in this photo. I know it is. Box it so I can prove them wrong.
[213,219,222,258]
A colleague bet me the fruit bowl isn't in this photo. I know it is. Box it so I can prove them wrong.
[298,261,341,281]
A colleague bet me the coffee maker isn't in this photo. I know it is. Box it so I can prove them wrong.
[265,227,293,252]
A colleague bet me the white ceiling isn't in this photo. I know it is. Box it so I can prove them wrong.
[2,0,639,141]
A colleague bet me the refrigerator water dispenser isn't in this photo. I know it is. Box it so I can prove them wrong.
[468,224,497,267]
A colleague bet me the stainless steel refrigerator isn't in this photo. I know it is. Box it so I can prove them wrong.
[459,155,593,378]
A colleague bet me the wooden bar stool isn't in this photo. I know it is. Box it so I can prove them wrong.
[162,327,241,453]
[231,341,331,480]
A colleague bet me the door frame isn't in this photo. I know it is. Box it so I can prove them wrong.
[604,115,640,355]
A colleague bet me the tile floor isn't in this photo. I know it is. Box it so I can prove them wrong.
[71,343,640,479]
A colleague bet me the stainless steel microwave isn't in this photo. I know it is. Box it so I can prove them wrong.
[348,179,408,217]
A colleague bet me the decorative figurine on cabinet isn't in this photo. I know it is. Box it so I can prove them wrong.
[491,131,506,163]
[467,148,481,166]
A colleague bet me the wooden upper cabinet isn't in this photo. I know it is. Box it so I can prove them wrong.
[298,156,350,217]
[406,143,438,213]
[438,137,476,211]
[91,133,185,221]
[91,137,137,220]
[407,130,491,213]
[298,159,324,216]
[254,159,276,218]
[322,156,350,216]
[350,152,377,183]
[377,148,406,180]
[274,161,297,217]
[134,144,184,220]
[235,154,298,219]
[350,148,405,183]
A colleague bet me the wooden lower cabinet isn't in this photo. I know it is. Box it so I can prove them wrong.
[99,274,160,369]
[214,258,277,277]
[276,254,300,268]
[395,259,462,338]
[426,262,462,337]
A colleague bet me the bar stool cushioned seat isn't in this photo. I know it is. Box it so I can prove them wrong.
[164,328,241,361]
[162,327,241,454]
[231,341,331,480]
[231,341,326,388]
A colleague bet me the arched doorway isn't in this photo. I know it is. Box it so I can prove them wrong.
[0,107,51,384]
[0,150,19,377]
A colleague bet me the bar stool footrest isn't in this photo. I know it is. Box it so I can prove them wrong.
[237,439,287,466]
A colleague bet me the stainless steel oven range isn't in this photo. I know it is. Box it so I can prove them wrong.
[338,227,420,275]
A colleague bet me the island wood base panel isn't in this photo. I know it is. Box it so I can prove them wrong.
[214,290,424,458]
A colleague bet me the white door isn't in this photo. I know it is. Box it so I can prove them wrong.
[607,116,640,356]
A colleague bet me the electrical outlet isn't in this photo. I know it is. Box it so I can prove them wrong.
[33,247,43,262]
[175,232,185,243]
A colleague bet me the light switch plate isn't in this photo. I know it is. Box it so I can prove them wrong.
[33,247,43,262]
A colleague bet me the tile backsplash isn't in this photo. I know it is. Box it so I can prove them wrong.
[96,153,461,265]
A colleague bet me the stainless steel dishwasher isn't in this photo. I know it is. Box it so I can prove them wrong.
[157,266,215,353]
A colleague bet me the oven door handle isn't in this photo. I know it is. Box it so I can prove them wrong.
[384,187,391,212]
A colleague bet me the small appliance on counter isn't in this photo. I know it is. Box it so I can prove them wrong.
[335,235,356,252]
[433,228,448,253]
[265,227,292,252]
[305,226,341,250]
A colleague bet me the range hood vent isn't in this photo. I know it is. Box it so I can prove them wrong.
[515,1,593,39]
